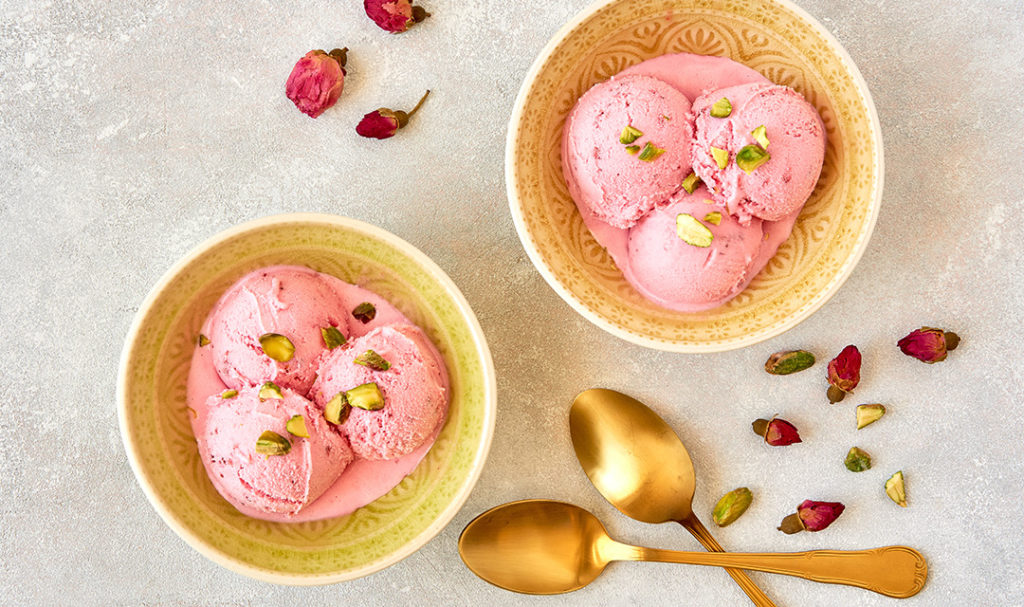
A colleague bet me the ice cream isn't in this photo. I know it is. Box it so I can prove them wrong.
[196,385,353,515]
[188,265,450,522]
[562,74,693,229]
[691,83,825,222]
[311,325,448,460]
[561,53,825,312]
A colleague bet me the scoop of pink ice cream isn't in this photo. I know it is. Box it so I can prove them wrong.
[562,74,694,229]
[691,83,825,222]
[625,186,766,311]
[311,324,448,460]
[197,385,354,515]
[207,266,350,395]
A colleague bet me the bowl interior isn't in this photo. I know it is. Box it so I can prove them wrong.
[119,215,494,584]
[508,0,881,351]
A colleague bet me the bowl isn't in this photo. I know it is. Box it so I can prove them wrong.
[118,213,496,584]
[507,0,883,352]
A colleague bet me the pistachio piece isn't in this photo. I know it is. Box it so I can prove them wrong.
[710,97,732,118]
[885,471,907,507]
[675,213,714,248]
[765,350,816,375]
[286,415,309,438]
[255,430,291,456]
[710,146,729,169]
[198,334,211,347]
[324,392,351,425]
[259,333,295,362]
[220,389,238,399]
[844,447,872,472]
[856,404,886,429]
[619,125,643,145]
[624,144,641,155]
[712,487,753,527]
[703,211,722,226]
[321,326,346,350]
[637,142,666,162]
[354,349,391,371]
[736,145,770,174]
[352,302,377,324]
[681,172,701,194]
[258,381,284,401]
[346,382,385,411]
[751,125,769,149]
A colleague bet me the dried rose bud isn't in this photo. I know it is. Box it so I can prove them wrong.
[356,90,430,139]
[779,500,845,534]
[826,345,861,403]
[897,327,960,363]
[752,417,801,446]
[364,0,430,33]
[285,49,347,118]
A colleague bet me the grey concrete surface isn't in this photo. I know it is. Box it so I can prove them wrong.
[2,0,1023,605]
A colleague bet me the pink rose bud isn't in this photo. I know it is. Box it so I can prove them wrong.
[826,344,861,403]
[752,417,802,446]
[898,327,960,363]
[286,49,347,118]
[364,0,430,33]
[778,500,845,534]
[356,90,430,139]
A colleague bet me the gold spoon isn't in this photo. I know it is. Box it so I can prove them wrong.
[570,388,775,605]
[458,499,927,598]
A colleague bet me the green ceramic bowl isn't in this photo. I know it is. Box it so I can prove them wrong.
[118,213,496,584]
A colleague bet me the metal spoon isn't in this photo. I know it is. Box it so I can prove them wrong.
[570,388,774,605]
[458,499,926,598]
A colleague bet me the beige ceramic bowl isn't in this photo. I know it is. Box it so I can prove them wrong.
[507,0,883,352]
[118,214,496,584]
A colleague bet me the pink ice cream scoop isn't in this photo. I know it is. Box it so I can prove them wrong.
[691,83,825,223]
[196,385,354,516]
[207,266,350,395]
[311,324,448,460]
[625,185,767,312]
[562,74,694,229]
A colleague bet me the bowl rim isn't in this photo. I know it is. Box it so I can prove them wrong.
[505,0,884,353]
[117,212,497,585]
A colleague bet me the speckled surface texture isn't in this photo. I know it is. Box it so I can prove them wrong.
[2,0,1023,604]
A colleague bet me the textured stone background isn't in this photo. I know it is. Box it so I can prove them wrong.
[2,0,1023,605]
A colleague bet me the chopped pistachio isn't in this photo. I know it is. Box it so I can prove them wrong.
[886,471,907,507]
[624,144,641,155]
[844,447,872,472]
[352,302,377,324]
[259,333,295,362]
[321,326,346,350]
[220,389,238,399]
[255,430,291,456]
[703,211,722,226]
[198,334,211,347]
[736,145,771,174]
[258,381,284,401]
[286,415,309,438]
[346,382,385,411]
[856,404,886,429]
[619,125,643,144]
[751,125,770,149]
[681,172,701,194]
[710,97,732,118]
[764,350,816,375]
[711,147,729,169]
[675,213,714,248]
[712,487,753,527]
[637,142,666,162]
[324,392,351,425]
[354,349,391,371]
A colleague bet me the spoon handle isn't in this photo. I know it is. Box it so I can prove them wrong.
[679,515,777,607]
[632,544,927,599]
